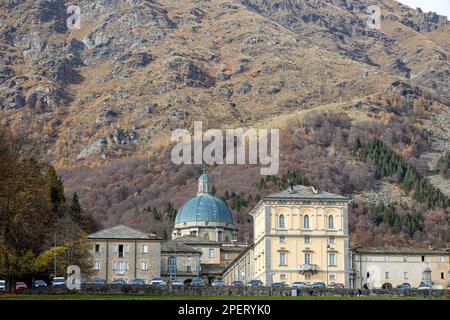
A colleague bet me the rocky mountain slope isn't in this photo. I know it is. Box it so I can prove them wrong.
[0,0,449,243]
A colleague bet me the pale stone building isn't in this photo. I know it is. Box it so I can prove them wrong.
[223,245,254,284]
[223,185,351,286]
[352,247,450,289]
[88,225,162,283]
[161,240,202,282]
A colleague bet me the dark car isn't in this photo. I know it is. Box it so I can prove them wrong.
[329,282,345,289]
[212,279,225,287]
[33,280,47,288]
[16,282,27,291]
[111,279,127,285]
[89,279,106,285]
[231,280,244,287]
[130,278,145,285]
[312,282,326,288]
[248,279,263,287]
[396,283,411,290]
[272,282,287,288]
[190,278,205,286]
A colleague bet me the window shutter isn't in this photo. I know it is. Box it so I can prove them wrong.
[113,262,117,270]
[114,245,118,253]
[125,244,129,253]
[126,262,129,270]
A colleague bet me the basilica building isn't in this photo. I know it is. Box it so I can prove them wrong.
[171,171,237,243]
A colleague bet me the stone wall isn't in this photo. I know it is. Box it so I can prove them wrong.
[79,284,450,299]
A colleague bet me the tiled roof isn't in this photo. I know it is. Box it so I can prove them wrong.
[353,247,450,254]
[161,240,201,253]
[264,185,350,201]
[88,225,159,240]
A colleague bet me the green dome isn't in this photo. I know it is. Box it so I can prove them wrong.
[175,194,233,225]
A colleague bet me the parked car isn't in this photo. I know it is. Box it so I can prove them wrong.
[16,282,27,291]
[52,277,66,286]
[171,279,184,286]
[89,279,106,285]
[231,280,244,287]
[292,281,307,289]
[0,280,5,292]
[130,278,145,285]
[417,282,431,290]
[396,283,412,290]
[248,279,263,287]
[312,282,326,288]
[149,278,166,286]
[111,279,127,285]
[190,278,205,286]
[329,282,345,289]
[211,279,225,287]
[33,280,47,288]
[272,282,287,288]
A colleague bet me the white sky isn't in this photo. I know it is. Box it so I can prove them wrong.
[397,0,450,18]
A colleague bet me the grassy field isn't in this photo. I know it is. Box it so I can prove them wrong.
[0,294,447,300]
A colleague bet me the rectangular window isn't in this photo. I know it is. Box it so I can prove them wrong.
[141,262,148,271]
[384,256,389,262]
[304,236,310,244]
[95,244,101,253]
[94,261,100,270]
[354,254,360,262]
[402,256,407,262]
[328,237,335,244]
[440,256,445,263]
[118,244,124,258]
[305,275,311,280]
[404,272,408,279]
[280,274,287,280]
[280,253,286,266]
[142,245,149,254]
[329,275,336,281]
[441,272,445,280]
[328,253,336,266]
[224,253,230,260]
[187,266,192,273]
[421,255,425,262]
[305,253,311,265]
[279,236,285,243]
[209,249,215,258]
[385,272,389,279]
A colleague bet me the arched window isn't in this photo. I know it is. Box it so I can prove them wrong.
[328,215,334,229]
[304,215,310,229]
[168,256,176,275]
[279,214,285,228]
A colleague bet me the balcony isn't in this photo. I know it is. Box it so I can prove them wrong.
[299,264,318,274]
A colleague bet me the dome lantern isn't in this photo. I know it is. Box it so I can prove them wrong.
[197,165,210,195]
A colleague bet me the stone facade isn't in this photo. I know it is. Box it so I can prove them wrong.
[352,248,450,289]
[250,186,351,286]
[88,225,162,283]
[161,240,202,281]
[223,245,254,284]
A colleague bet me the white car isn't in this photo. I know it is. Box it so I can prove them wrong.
[418,285,432,290]
[292,281,307,288]
[52,277,66,286]
[149,278,167,286]
[0,280,5,292]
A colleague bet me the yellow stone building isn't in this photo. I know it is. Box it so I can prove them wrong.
[248,185,351,286]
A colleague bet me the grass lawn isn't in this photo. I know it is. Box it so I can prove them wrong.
[0,294,447,300]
